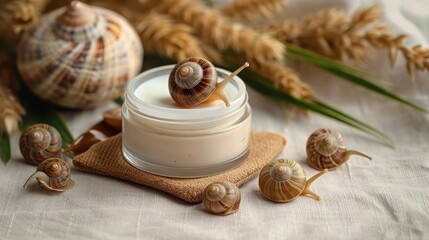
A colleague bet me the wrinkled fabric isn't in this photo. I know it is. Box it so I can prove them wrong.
[1,0,428,239]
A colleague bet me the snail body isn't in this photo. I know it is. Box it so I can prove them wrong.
[306,129,372,170]
[259,159,328,202]
[17,1,143,108]
[19,124,62,165]
[102,107,122,130]
[23,158,75,192]
[169,57,249,107]
[63,108,121,155]
[203,182,241,215]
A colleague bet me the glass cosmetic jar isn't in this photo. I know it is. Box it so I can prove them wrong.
[122,65,252,178]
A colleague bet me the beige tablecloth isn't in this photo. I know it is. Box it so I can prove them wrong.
[1,0,429,239]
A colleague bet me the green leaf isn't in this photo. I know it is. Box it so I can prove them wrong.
[285,43,429,114]
[222,61,394,146]
[0,132,11,165]
[18,86,73,148]
[114,97,124,106]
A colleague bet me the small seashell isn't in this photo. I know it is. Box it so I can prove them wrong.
[19,124,62,165]
[306,129,372,170]
[23,158,75,192]
[17,1,143,108]
[259,159,328,203]
[203,182,241,215]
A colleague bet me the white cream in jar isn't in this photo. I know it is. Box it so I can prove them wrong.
[122,65,251,178]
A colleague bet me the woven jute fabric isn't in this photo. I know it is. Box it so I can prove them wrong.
[73,132,286,203]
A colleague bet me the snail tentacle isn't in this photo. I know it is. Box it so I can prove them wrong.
[23,171,46,188]
[343,150,372,164]
[206,62,249,107]
[300,169,328,201]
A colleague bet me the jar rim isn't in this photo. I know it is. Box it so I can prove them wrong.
[125,65,248,122]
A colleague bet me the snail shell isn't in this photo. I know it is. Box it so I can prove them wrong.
[19,124,62,165]
[169,57,249,107]
[306,129,372,170]
[203,182,241,215]
[17,1,143,108]
[259,159,328,202]
[23,158,75,192]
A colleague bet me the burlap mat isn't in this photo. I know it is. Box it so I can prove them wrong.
[73,132,286,203]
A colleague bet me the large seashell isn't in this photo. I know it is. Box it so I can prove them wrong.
[203,182,241,215]
[17,1,143,108]
[306,129,372,170]
[259,159,328,202]
[23,158,75,192]
[19,124,62,165]
[168,57,249,107]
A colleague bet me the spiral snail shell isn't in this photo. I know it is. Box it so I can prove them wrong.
[19,124,62,165]
[23,158,75,192]
[203,182,241,215]
[306,129,372,170]
[17,1,143,108]
[169,57,249,107]
[259,159,328,202]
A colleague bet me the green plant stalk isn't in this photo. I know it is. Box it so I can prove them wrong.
[0,132,11,164]
[114,97,124,106]
[221,60,394,146]
[285,43,429,113]
[18,87,74,148]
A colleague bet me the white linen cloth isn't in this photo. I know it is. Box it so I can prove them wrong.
[1,0,428,239]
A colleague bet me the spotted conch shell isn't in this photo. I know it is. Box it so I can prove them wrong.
[17,1,143,108]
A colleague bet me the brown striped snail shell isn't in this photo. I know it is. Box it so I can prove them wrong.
[19,124,62,165]
[306,129,372,170]
[203,182,241,215]
[23,158,75,192]
[17,1,143,108]
[168,57,249,107]
[259,159,328,203]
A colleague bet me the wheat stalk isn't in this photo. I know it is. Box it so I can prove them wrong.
[219,0,285,21]
[264,4,429,79]
[250,58,315,101]
[142,0,285,63]
[89,0,140,20]
[0,52,25,135]
[134,12,209,62]
[0,0,50,42]
[0,87,25,135]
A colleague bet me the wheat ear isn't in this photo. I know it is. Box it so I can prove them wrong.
[0,0,50,42]
[143,0,285,63]
[250,58,315,101]
[134,12,209,62]
[264,4,429,79]
[219,0,286,21]
[0,53,25,135]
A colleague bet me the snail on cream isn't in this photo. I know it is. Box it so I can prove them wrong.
[122,64,252,178]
